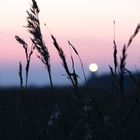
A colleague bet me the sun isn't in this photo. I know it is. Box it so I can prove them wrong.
[89,63,98,72]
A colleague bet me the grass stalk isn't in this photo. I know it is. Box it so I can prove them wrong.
[68,41,88,87]
[18,62,24,140]
[109,22,140,131]
[51,35,79,97]
[19,62,23,90]
[68,41,104,123]
[24,1,66,138]
[15,36,35,87]
[26,0,54,91]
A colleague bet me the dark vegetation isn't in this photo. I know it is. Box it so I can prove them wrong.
[0,0,140,139]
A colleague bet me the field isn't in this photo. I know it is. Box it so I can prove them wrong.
[0,0,140,139]
[0,74,140,140]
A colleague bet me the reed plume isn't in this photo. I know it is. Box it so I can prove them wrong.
[25,0,54,89]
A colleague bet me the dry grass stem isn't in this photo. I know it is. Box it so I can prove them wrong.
[19,62,23,89]
[119,45,127,93]
[15,35,35,87]
[68,41,105,133]
[24,0,54,89]
[68,41,88,87]
[51,34,79,95]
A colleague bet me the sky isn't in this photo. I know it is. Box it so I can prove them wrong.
[0,0,140,86]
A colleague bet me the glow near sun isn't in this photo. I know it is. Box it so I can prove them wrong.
[89,63,98,72]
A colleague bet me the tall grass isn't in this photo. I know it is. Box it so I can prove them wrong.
[15,36,35,87]
[15,1,106,139]
[66,41,105,139]
[19,62,23,89]
[26,0,53,89]
[13,0,140,139]
[51,35,79,97]
[68,41,88,88]
[110,22,140,96]
[109,22,140,133]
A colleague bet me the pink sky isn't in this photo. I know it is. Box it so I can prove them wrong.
[0,0,140,86]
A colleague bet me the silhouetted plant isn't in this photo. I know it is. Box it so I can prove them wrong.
[51,35,79,95]
[110,23,140,94]
[15,36,35,87]
[12,0,140,140]
[68,41,104,122]
[18,61,24,140]
[109,22,140,132]
[19,61,23,89]
[68,41,88,87]
[26,0,53,88]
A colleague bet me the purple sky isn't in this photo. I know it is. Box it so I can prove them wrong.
[0,0,140,86]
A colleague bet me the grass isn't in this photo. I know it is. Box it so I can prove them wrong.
[0,0,139,139]
[15,36,35,88]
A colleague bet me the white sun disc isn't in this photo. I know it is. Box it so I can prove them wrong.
[89,63,98,72]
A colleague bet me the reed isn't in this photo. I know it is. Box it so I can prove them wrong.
[68,41,88,87]
[26,0,53,89]
[19,62,23,89]
[13,0,140,139]
[68,41,104,121]
[15,36,35,87]
[51,35,79,97]
[109,23,140,114]
[109,22,140,133]
[18,61,24,140]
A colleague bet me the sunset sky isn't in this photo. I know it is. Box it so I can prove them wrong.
[0,0,140,86]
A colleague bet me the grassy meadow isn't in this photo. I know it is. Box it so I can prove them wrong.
[0,0,140,139]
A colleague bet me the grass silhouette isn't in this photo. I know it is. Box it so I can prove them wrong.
[0,0,139,140]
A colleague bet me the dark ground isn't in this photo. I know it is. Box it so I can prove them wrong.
[0,74,140,140]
